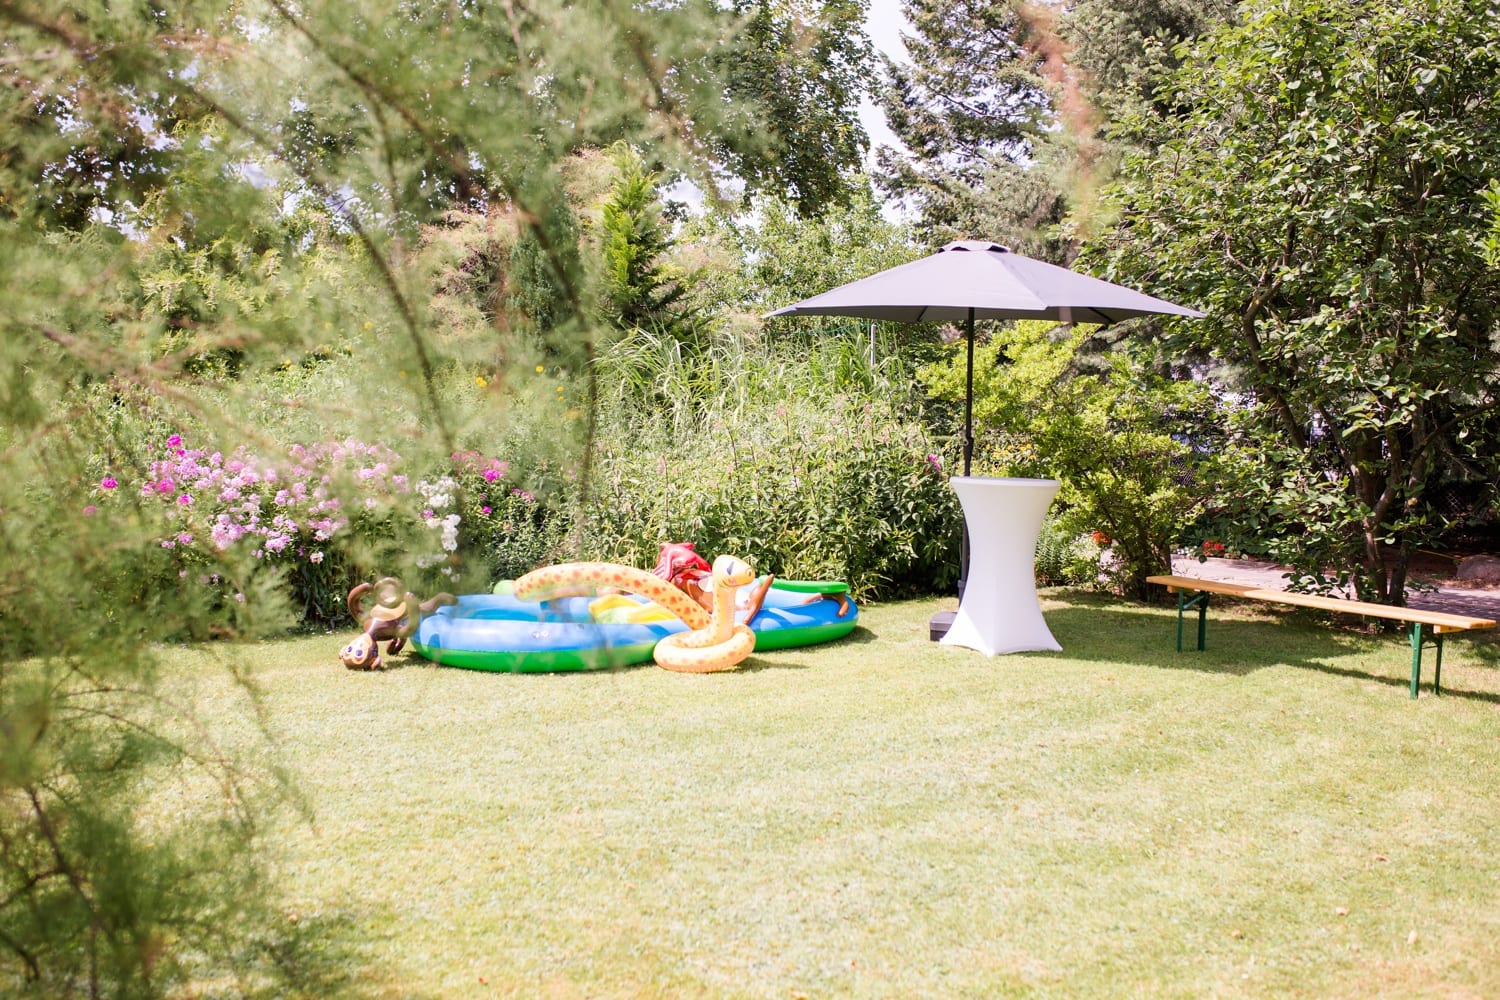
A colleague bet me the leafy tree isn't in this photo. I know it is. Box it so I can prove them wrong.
[921,322,1215,597]
[1095,0,1500,603]
[717,0,875,216]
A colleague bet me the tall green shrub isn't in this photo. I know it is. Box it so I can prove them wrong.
[922,322,1215,598]
[599,146,697,341]
[585,333,961,598]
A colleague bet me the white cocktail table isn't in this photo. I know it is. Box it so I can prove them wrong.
[939,476,1062,656]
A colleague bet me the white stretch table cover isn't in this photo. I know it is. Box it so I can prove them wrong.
[939,477,1062,656]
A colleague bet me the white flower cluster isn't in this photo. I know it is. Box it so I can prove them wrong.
[416,476,455,510]
[437,513,461,552]
[414,476,461,576]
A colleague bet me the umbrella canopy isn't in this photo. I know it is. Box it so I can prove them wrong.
[766,240,1203,474]
[767,239,1201,325]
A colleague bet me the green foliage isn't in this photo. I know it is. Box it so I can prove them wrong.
[1482,179,1500,269]
[1095,0,1500,603]
[0,659,285,995]
[717,0,875,215]
[449,452,571,582]
[921,322,1215,598]
[506,198,585,337]
[598,146,696,340]
[587,333,961,598]
[1033,515,1103,587]
[683,188,939,371]
[1061,0,1236,120]
[0,8,217,232]
[0,421,295,994]
[707,187,920,315]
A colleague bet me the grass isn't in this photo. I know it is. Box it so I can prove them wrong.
[165,590,1500,998]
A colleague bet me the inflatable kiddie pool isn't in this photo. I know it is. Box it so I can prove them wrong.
[410,580,858,673]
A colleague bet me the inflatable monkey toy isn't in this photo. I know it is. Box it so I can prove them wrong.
[341,577,456,670]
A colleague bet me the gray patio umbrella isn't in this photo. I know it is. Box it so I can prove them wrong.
[768,240,1202,638]
[766,240,1204,476]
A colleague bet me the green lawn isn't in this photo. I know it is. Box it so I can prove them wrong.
[170,591,1500,998]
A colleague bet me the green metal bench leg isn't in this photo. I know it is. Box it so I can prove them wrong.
[1410,623,1421,699]
[1176,591,1210,652]
[1408,624,1444,699]
[1433,632,1443,696]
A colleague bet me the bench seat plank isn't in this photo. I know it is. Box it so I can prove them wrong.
[1145,575,1495,633]
[1145,574,1496,699]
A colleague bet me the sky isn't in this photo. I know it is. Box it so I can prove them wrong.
[864,0,910,64]
[860,0,911,160]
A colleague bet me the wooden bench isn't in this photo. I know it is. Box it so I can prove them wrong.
[1145,575,1497,699]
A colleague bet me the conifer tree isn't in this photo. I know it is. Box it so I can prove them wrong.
[0,0,787,991]
[1062,0,1236,119]
[599,147,694,339]
[875,0,1232,255]
[875,0,1053,241]
[718,0,875,216]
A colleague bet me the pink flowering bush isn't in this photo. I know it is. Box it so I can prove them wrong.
[141,438,408,554]
[93,435,563,630]
[449,450,568,579]
[102,436,427,627]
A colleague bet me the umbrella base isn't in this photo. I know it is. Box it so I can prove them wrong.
[928,610,956,641]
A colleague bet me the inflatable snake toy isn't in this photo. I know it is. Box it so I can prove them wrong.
[513,555,758,673]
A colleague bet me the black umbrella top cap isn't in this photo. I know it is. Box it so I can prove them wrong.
[939,241,1012,254]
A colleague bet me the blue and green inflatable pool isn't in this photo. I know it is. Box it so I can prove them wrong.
[410,581,858,672]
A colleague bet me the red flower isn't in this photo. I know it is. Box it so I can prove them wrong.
[1091,531,1112,547]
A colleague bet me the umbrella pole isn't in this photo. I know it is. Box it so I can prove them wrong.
[933,309,975,640]
[959,308,974,596]
[963,308,974,477]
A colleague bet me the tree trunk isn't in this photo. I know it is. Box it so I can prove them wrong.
[1385,545,1409,605]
